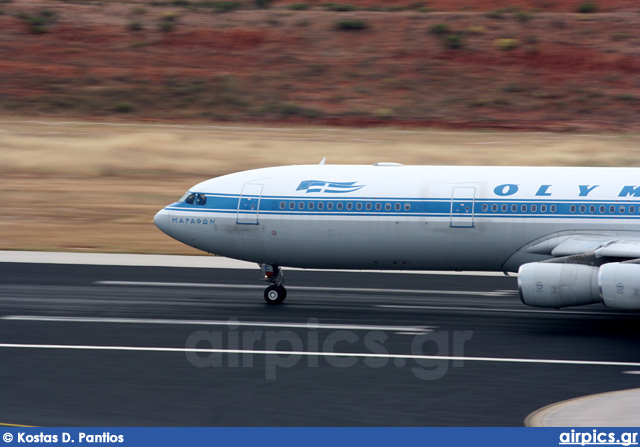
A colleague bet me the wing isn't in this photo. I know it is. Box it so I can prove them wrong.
[525,234,640,259]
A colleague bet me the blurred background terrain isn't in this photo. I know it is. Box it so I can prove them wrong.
[0,0,638,254]
[1,0,639,130]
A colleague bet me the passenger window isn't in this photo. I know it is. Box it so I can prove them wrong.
[482,204,488,212]
[511,204,517,212]
[619,206,625,214]
[404,203,411,211]
[630,206,636,214]
[280,201,286,210]
[589,205,595,213]
[327,202,334,211]
[346,202,353,211]
[366,203,373,211]
[550,205,557,213]
[289,202,295,210]
[570,205,577,213]
[337,202,343,211]
[385,203,392,211]
[318,202,324,210]
[375,203,382,211]
[579,205,586,213]
[531,204,537,212]
[521,204,527,212]
[609,205,615,213]
[501,204,508,212]
[492,204,498,212]
[308,202,314,210]
[599,205,606,213]
[395,203,401,211]
[540,204,547,213]
[356,203,363,211]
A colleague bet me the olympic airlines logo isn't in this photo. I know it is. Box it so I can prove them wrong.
[296,180,364,194]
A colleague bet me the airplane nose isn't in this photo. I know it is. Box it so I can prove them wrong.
[154,208,170,235]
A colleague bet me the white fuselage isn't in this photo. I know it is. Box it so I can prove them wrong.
[154,165,640,273]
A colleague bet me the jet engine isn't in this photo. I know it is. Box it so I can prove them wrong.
[598,263,640,310]
[517,263,600,308]
[519,262,640,309]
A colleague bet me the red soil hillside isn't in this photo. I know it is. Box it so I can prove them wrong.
[0,0,639,131]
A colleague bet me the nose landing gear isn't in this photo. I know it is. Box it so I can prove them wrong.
[261,264,287,304]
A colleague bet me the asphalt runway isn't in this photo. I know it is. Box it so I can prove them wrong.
[1,261,640,427]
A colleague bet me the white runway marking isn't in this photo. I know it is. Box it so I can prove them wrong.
[1,315,432,333]
[378,304,635,316]
[1,342,639,368]
[94,280,515,297]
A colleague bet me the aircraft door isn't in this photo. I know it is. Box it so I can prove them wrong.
[237,183,263,225]
[450,187,475,228]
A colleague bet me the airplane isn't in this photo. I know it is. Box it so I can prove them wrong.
[154,162,640,309]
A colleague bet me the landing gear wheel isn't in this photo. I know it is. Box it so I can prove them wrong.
[264,285,287,305]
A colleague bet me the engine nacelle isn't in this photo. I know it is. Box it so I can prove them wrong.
[598,263,640,310]
[518,263,600,308]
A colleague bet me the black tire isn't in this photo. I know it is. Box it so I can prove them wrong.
[264,285,287,305]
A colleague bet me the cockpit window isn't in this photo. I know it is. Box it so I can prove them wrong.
[181,193,206,206]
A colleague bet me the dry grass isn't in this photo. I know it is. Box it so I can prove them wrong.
[0,119,638,254]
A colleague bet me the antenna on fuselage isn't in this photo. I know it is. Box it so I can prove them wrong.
[319,157,326,165]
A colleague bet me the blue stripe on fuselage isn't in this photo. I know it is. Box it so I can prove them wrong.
[165,193,640,220]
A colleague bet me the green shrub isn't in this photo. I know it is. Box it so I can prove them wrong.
[463,26,485,35]
[515,10,532,21]
[494,38,520,50]
[486,9,506,19]
[502,83,524,93]
[198,1,242,12]
[160,22,173,31]
[255,0,273,8]
[616,94,637,102]
[429,23,450,34]
[158,12,178,31]
[287,3,309,10]
[335,19,368,30]
[324,3,358,12]
[445,34,463,49]
[127,20,144,31]
[279,102,320,118]
[577,1,598,13]
[373,108,395,118]
[113,102,134,113]
[610,32,628,41]
[17,9,57,34]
